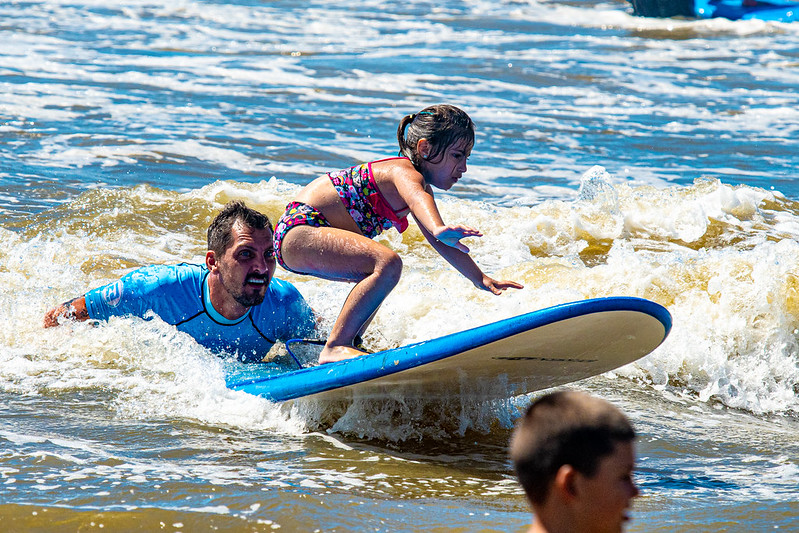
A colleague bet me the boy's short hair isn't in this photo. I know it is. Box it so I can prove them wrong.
[510,390,636,505]
[207,200,272,255]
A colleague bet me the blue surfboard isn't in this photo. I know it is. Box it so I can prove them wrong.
[227,297,672,403]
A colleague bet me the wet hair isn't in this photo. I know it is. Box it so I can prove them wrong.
[509,390,636,506]
[207,200,272,255]
[397,104,475,167]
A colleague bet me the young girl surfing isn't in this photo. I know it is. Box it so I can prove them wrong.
[273,104,524,364]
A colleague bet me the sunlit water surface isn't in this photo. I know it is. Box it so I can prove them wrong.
[2,1,799,531]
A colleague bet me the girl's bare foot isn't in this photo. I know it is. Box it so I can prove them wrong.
[318,344,368,364]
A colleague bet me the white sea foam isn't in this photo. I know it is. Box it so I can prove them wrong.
[2,1,798,528]
[4,170,799,428]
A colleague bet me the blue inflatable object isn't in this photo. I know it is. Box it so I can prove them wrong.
[629,0,798,21]
[695,0,798,21]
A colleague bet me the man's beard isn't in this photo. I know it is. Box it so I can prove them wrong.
[221,271,267,308]
[233,289,265,308]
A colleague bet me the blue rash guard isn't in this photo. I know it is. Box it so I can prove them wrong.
[84,263,316,362]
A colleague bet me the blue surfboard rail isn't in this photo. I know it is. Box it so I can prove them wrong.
[227,297,672,402]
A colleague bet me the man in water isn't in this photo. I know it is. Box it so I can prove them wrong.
[510,390,640,533]
[44,200,316,362]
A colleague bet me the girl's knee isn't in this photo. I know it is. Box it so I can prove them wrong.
[377,251,403,282]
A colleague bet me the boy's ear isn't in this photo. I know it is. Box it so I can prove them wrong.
[206,250,217,271]
[554,465,579,500]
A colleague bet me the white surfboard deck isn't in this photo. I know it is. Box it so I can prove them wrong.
[226,297,671,403]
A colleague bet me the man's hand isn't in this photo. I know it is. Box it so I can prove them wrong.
[43,296,89,327]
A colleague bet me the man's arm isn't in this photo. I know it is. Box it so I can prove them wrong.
[43,296,90,327]
[43,264,203,331]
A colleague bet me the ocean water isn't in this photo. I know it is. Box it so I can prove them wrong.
[2,0,799,531]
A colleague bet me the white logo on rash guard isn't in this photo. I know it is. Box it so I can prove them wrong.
[101,280,123,307]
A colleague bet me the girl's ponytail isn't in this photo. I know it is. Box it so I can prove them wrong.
[396,113,416,161]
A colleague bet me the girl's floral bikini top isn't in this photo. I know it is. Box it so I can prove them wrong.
[327,157,410,239]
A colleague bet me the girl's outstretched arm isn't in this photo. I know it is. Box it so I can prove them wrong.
[391,166,522,292]
[414,216,524,294]
[397,179,488,254]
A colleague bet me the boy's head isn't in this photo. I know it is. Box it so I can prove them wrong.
[510,390,639,533]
